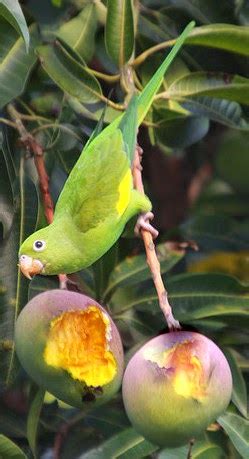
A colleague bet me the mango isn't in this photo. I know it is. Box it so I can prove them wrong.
[122,331,232,447]
[15,290,124,408]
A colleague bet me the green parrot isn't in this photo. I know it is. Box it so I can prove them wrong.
[19,22,194,279]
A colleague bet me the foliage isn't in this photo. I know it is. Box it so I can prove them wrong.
[0,0,249,458]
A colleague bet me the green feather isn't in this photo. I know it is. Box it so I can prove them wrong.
[102,21,195,137]
[19,21,196,275]
[118,95,138,163]
[137,21,195,124]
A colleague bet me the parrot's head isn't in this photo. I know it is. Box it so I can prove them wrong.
[18,224,60,279]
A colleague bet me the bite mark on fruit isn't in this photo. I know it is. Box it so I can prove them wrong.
[44,306,117,387]
[144,339,207,400]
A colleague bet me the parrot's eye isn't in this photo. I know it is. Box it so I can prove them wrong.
[33,240,46,252]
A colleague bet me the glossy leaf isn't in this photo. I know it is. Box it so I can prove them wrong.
[0,137,14,238]
[105,0,134,67]
[224,348,248,418]
[28,275,59,301]
[218,412,249,459]
[67,96,120,124]
[187,24,249,56]
[27,385,45,458]
[163,0,235,24]
[0,399,26,438]
[0,136,39,387]
[159,439,225,458]
[79,427,158,459]
[215,131,249,193]
[37,41,102,103]
[112,273,249,326]
[181,97,249,130]
[0,0,29,51]
[0,434,27,459]
[182,215,249,251]
[57,3,97,61]
[138,21,195,124]
[104,242,185,301]
[0,21,37,109]
[93,243,118,301]
[153,112,210,149]
[167,72,249,106]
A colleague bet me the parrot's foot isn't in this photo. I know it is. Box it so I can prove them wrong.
[59,274,68,289]
[135,211,159,239]
[166,313,181,331]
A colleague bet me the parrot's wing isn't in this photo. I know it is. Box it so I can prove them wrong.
[55,129,133,232]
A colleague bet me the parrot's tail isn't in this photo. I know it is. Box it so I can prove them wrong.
[118,95,138,164]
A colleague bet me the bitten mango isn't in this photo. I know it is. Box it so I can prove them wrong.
[15,290,124,408]
[122,331,232,446]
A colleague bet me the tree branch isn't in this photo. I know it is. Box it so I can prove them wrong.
[187,438,195,459]
[7,103,67,288]
[133,146,180,330]
[7,104,54,224]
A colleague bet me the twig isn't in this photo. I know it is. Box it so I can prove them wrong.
[132,38,176,67]
[53,411,86,459]
[7,104,54,224]
[89,68,120,83]
[31,123,82,141]
[7,103,67,289]
[187,438,195,459]
[18,113,53,122]
[187,162,212,206]
[133,146,180,330]
[0,117,18,129]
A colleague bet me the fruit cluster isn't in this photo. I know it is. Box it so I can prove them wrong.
[15,289,232,447]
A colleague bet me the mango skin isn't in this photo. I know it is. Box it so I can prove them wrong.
[122,332,232,447]
[15,290,124,408]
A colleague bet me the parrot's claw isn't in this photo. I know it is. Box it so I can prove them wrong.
[135,211,159,239]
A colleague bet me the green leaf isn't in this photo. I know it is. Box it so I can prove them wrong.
[28,275,59,301]
[112,273,249,327]
[0,434,27,459]
[182,215,249,251]
[57,3,97,62]
[137,21,195,125]
[104,242,184,301]
[78,427,158,459]
[37,40,103,103]
[0,400,27,438]
[0,21,38,109]
[0,137,39,386]
[181,97,249,130]
[105,0,134,68]
[218,412,249,458]
[27,384,45,458]
[153,113,210,149]
[159,439,225,458]
[167,72,249,106]
[67,96,120,124]
[159,0,235,24]
[0,137,14,238]
[187,24,249,56]
[0,0,29,51]
[93,243,118,301]
[223,348,248,418]
[168,273,249,324]
[215,131,249,193]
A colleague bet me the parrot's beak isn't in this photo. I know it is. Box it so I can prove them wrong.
[18,255,44,279]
